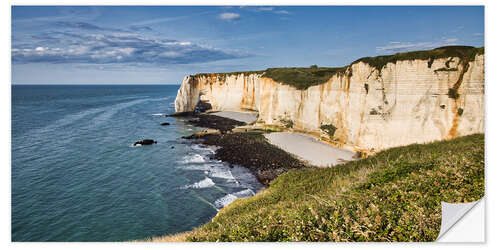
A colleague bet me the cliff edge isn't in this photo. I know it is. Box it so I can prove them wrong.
[174,46,484,152]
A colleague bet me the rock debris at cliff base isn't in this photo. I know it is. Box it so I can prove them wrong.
[184,114,246,134]
[188,131,308,186]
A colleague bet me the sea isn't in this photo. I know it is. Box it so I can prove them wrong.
[11,85,264,241]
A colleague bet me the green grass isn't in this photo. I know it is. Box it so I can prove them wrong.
[263,125,282,132]
[186,134,484,242]
[191,46,483,90]
[353,46,484,72]
[261,66,349,90]
[320,124,337,140]
[280,118,294,128]
[259,46,483,90]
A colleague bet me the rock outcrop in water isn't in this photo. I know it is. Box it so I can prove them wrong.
[174,46,484,152]
[134,139,157,146]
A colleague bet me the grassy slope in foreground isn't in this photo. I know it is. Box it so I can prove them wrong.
[193,46,484,90]
[182,134,484,242]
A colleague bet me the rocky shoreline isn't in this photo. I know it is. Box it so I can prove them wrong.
[177,113,307,186]
[185,113,246,134]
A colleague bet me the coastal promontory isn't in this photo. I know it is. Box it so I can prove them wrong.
[175,46,484,152]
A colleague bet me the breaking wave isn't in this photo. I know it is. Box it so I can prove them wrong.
[214,194,238,209]
[213,189,256,209]
[177,142,264,211]
[182,177,216,189]
[181,154,206,164]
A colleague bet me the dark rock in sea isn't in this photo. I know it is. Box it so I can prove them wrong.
[161,122,171,126]
[134,139,157,146]
[171,146,175,149]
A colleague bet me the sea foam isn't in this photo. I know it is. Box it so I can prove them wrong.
[213,189,255,209]
[233,188,255,197]
[214,194,238,208]
[182,177,215,189]
[209,168,235,180]
[181,154,206,163]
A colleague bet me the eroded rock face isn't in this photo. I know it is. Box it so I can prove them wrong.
[174,76,200,113]
[174,55,484,152]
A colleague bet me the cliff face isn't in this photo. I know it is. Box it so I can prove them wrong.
[175,54,484,152]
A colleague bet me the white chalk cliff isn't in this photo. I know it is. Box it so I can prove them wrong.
[175,53,484,152]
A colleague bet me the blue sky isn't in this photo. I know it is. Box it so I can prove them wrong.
[11,6,484,84]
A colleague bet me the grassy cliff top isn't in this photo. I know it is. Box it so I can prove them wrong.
[167,133,483,242]
[261,66,349,90]
[353,45,484,72]
[193,70,265,79]
[192,46,484,90]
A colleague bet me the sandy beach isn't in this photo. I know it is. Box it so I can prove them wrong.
[211,111,258,124]
[264,132,356,167]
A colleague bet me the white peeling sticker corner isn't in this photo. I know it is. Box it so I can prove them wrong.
[436,198,484,242]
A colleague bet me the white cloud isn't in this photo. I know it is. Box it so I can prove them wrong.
[376,38,460,53]
[12,32,250,65]
[218,12,240,21]
[160,51,181,57]
[131,11,213,26]
[257,7,274,11]
[443,38,459,43]
[275,10,291,15]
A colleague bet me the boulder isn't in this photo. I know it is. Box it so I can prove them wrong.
[161,122,171,126]
[134,139,157,146]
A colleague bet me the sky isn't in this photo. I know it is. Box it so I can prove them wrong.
[11,6,484,84]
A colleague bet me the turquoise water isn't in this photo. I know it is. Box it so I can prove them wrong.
[11,85,263,241]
